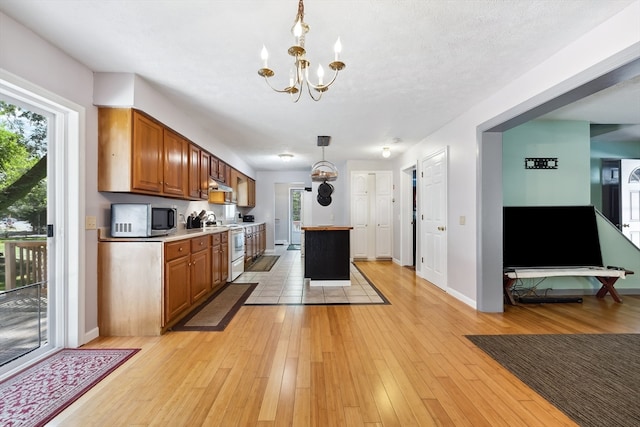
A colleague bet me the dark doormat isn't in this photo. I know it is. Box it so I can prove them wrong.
[170,283,257,331]
[287,244,300,250]
[245,255,279,272]
[466,333,640,427]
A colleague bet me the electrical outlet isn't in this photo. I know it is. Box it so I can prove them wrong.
[85,215,97,230]
[459,215,466,225]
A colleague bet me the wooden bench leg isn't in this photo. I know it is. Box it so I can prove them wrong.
[503,276,517,305]
[595,277,622,303]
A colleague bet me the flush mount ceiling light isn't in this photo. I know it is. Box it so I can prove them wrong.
[311,136,338,182]
[258,0,346,103]
[382,147,391,158]
[279,153,294,162]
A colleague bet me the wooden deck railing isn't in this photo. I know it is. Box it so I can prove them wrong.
[3,240,47,290]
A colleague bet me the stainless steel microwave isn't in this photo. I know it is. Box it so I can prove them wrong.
[110,203,177,237]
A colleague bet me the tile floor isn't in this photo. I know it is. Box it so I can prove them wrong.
[238,245,387,305]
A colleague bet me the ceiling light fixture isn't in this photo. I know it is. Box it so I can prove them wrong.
[279,153,294,162]
[382,147,391,158]
[258,0,346,102]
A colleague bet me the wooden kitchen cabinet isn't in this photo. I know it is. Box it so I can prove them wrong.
[247,178,256,207]
[98,108,188,198]
[164,242,191,324]
[188,143,201,199]
[190,235,211,303]
[98,229,229,336]
[211,232,223,290]
[200,150,210,200]
[162,128,189,197]
[220,231,229,283]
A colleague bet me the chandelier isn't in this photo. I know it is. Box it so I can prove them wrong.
[258,0,345,102]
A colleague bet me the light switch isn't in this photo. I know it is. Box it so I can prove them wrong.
[459,215,466,225]
[85,216,97,230]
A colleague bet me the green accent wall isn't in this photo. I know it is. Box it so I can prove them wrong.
[503,120,590,206]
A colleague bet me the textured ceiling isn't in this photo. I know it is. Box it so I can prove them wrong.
[0,0,637,170]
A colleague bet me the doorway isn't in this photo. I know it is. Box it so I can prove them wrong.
[620,159,640,248]
[0,72,83,378]
[289,188,303,247]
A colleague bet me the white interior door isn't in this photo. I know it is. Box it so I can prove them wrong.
[420,148,447,290]
[620,159,640,248]
[351,172,369,258]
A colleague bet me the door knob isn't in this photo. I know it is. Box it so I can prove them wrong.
[622,224,630,228]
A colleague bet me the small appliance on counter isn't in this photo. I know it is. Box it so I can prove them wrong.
[242,215,255,222]
[110,203,177,237]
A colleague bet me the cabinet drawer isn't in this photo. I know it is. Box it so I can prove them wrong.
[220,231,228,243]
[165,240,190,261]
[211,233,221,246]
[191,235,210,252]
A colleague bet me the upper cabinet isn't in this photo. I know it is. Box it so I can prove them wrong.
[162,128,189,197]
[236,173,256,208]
[99,108,188,198]
[98,107,255,204]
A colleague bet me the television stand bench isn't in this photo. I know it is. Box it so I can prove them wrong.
[503,267,634,305]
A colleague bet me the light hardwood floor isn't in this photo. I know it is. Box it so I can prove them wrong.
[52,260,640,426]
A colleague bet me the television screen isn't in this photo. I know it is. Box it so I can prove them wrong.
[503,205,603,269]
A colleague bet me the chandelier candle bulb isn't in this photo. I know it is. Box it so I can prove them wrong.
[317,65,324,85]
[334,37,342,61]
[261,46,269,68]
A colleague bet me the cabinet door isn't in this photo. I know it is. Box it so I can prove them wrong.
[163,129,188,197]
[212,242,222,288]
[220,239,229,283]
[165,255,190,324]
[209,155,219,180]
[190,248,211,303]
[188,144,201,199]
[218,161,228,184]
[132,112,164,193]
[200,151,210,200]
[248,178,256,207]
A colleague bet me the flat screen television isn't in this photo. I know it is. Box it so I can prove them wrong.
[503,205,603,269]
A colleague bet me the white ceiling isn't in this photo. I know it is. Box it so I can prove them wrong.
[1,0,637,171]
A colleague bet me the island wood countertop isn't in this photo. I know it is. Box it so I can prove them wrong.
[301,226,353,231]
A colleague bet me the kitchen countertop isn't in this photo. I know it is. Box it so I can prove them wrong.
[98,221,265,242]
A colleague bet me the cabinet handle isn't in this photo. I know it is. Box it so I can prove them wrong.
[179,247,183,251]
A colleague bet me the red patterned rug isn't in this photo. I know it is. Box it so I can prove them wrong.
[0,348,139,426]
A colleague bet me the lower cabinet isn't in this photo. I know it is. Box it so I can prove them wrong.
[212,231,229,290]
[189,235,211,303]
[98,230,229,336]
[244,224,266,267]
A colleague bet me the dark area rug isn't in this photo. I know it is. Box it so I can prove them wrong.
[0,348,139,426]
[171,283,257,331]
[245,255,279,272]
[466,334,640,427]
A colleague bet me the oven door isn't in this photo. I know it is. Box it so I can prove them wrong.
[231,229,245,261]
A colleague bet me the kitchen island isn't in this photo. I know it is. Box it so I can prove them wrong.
[301,226,353,286]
